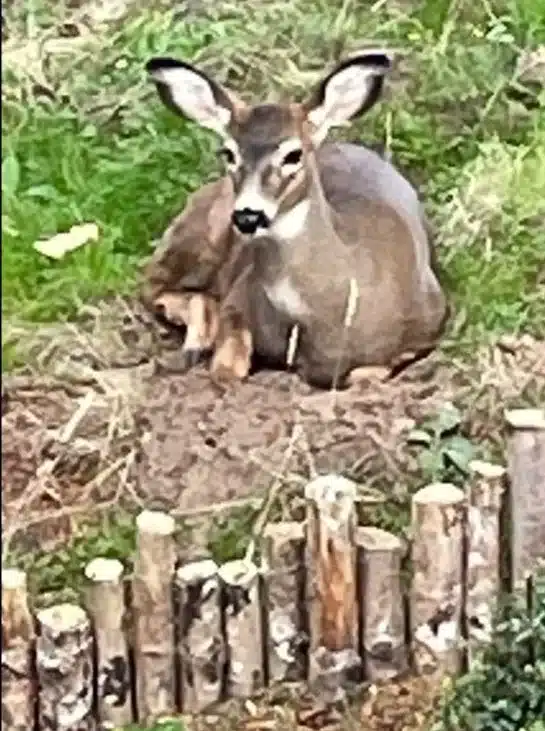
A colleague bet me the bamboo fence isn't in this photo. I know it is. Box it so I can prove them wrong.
[2,407,545,730]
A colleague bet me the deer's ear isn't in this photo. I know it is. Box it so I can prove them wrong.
[146,57,244,136]
[304,51,393,145]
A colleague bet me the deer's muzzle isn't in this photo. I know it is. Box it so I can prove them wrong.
[232,208,270,235]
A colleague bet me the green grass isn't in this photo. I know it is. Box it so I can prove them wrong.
[2,0,545,345]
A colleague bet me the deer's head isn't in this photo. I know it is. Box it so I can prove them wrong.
[146,51,393,237]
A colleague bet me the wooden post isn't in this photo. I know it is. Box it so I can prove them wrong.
[2,569,35,731]
[85,557,132,729]
[133,510,177,724]
[305,475,361,703]
[36,603,94,731]
[261,521,306,684]
[176,559,223,713]
[466,460,506,666]
[411,483,466,676]
[505,408,545,586]
[356,526,407,681]
[218,559,263,699]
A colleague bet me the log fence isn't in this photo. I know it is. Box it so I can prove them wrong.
[2,408,545,729]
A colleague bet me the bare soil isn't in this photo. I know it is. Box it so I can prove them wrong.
[3,296,544,556]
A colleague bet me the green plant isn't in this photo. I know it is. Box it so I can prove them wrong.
[10,511,137,600]
[207,504,259,563]
[433,573,545,731]
[123,721,186,731]
[526,723,545,731]
[407,403,478,483]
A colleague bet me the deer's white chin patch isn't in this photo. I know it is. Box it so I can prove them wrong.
[270,200,310,241]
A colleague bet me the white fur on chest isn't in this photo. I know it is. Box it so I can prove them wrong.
[270,199,310,240]
[264,276,311,319]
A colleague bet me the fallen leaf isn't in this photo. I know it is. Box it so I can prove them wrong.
[33,222,99,259]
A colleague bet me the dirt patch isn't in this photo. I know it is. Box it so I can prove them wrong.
[2,298,545,554]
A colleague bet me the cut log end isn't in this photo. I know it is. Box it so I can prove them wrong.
[85,557,124,583]
[218,559,258,587]
[413,482,466,506]
[305,474,358,536]
[305,474,357,506]
[468,460,506,479]
[505,408,545,430]
[136,509,176,535]
[263,521,304,545]
[2,568,27,591]
[37,603,89,633]
[176,558,218,585]
[356,526,402,553]
[2,568,34,644]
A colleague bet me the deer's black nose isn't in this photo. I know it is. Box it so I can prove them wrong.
[232,208,269,235]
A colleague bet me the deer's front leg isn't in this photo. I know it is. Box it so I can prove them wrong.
[154,291,220,370]
[210,309,253,384]
[209,241,255,385]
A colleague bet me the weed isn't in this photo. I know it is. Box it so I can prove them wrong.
[8,511,137,603]
[433,572,545,731]
[406,403,480,484]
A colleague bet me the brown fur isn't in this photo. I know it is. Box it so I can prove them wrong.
[140,176,256,382]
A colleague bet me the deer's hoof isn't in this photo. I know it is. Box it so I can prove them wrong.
[181,347,209,370]
[210,357,249,385]
[210,343,251,385]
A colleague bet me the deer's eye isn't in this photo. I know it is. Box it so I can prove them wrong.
[218,146,237,166]
[281,148,303,166]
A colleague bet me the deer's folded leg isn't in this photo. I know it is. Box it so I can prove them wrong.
[181,293,220,367]
[153,291,191,326]
[152,291,220,371]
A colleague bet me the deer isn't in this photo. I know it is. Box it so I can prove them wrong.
[144,50,449,388]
